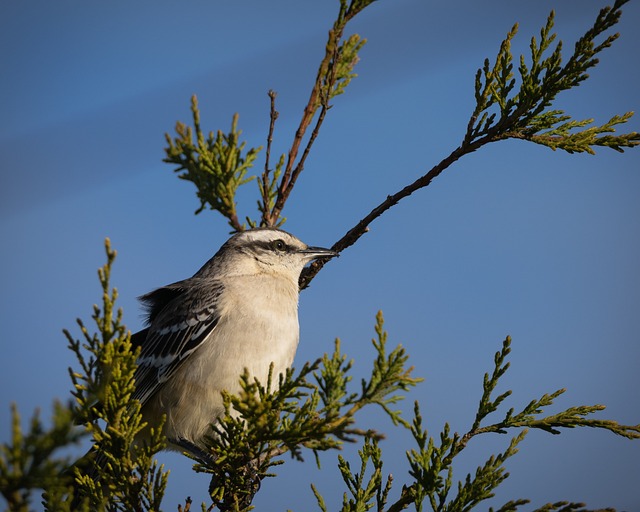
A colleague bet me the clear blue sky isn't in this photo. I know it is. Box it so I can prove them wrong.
[1,1,639,510]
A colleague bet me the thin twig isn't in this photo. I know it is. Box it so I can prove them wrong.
[281,38,340,214]
[299,135,489,290]
[272,22,347,222]
[228,212,244,233]
[287,103,330,205]
[261,90,279,226]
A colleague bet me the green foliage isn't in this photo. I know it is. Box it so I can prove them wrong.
[164,95,261,232]
[312,337,640,512]
[468,338,640,440]
[0,402,83,512]
[340,0,378,20]
[190,311,420,511]
[527,503,615,512]
[319,33,366,105]
[65,239,168,511]
[163,1,377,230]
[311,437,392,512]
[355,311,420,429]
[466,0,639,154]
[0,240,169,511]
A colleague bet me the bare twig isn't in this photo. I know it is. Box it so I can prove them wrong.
[299,135,488,290]
[228,211,244,234]
[271,17,347,222]
[261,90,280,226]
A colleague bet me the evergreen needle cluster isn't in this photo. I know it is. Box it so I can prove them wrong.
[0,403,82,512]
[465,0,639,153]
[164,96,261,232]
[191,312,420,511]
[66,240,168,511]
[310,337,639,512]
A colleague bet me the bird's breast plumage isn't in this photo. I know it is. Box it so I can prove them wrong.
[143,273,301,448]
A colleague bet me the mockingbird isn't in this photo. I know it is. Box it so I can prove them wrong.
[130,228,337,453]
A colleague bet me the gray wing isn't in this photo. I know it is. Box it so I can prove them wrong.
[132,280,224,406]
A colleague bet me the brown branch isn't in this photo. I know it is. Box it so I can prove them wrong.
[271,21,347,223]
[281,35,340,216]
[285,97,331,203]
[298,87,557,290]
[299,137,490,290]
[228,212,244,233]
[261,90,279,227]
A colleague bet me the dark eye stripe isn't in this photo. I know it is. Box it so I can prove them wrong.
[245,239,290,253]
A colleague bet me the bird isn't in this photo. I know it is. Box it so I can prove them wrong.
[128,228,338,453]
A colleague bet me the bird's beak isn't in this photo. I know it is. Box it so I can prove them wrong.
[300,246,339,260]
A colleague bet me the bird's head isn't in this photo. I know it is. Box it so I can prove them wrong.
[196,228,338,281]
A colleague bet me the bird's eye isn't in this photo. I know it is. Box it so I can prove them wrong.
[272,239,287,252]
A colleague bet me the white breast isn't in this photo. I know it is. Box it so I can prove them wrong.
[146,273,301,448]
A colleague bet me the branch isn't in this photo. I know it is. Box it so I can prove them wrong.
[299,141,480,289]
[270,3,369,224]
[164,96,261,232]
[256,91,286,228]
[299,0,638,290]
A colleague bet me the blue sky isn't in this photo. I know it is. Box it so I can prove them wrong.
[1,1,639,510]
